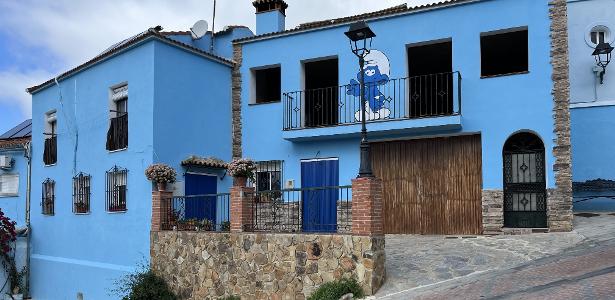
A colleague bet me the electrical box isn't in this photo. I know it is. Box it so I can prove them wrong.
[285,179,295,189]
[0,155,12,169]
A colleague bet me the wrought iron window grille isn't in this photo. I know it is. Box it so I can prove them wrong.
[105,166,128,212]
[42,178,55,215]
[72,172,91,214]
[43,133,57,165]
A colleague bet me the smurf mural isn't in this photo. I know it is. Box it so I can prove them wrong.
[346,50,391,121]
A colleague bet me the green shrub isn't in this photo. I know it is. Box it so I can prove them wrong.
[308,278,365,300]
[112,265,177,300]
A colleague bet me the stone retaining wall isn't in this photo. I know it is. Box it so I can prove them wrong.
[151,232,385,299]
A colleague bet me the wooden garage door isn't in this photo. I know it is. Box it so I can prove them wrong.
[372,135,482,235]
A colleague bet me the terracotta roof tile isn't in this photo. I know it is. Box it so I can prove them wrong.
[0,137,31,149]
[181,156,228,169]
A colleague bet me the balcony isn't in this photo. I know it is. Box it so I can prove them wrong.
[282,72,462,141]
[106,113,128,151]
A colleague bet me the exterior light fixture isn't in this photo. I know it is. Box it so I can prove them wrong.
[592,42,614,84]
[345,21,376,178]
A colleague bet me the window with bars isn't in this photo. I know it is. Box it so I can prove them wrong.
[106,166,127,212]
[42,178,55,215]
[73,172,91,214]
[106,85,128,151]
[253,160,283,192]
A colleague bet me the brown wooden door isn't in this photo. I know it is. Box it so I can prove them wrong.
[372,135,483,235]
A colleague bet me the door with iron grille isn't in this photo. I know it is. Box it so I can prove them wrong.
[503,132,547,228]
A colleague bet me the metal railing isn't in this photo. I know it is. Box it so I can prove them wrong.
[249,185,352,233]
[106,113,128,151]
[283,71,461,130]
[43,135,57,165]
[161,193,231,232]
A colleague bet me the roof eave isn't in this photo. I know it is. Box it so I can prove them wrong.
[27,31,235,95]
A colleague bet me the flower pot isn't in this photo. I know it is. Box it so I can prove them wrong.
[234,176,248,187]
[157,182,167,191]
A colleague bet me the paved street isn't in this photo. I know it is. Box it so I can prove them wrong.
[374,213,615,299]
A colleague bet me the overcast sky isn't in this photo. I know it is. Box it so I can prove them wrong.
[0,0,438,133]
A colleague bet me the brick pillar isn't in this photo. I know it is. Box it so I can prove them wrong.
[352,177,384,236]
[152,190,172,232]
[230,186,255,232]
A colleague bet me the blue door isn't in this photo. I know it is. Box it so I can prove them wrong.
[184,173,217,221]
[301,159,339,232]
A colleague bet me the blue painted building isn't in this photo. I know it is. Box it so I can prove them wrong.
[0,120,31,296]
[567,0,615,211]
[25,26,251,299]
[235,0,572,234]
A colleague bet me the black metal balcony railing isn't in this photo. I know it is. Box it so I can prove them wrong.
[106,113,128,151]
[248,185,352,234]
[43,135,57,165]
[160,194,231,231]
[283,71,461,130]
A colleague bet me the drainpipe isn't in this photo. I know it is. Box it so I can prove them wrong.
[24,141,32,298]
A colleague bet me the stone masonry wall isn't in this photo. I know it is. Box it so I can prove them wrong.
[548,0,573,231]
[482,190,504,234]
[151,232,385,300]
[232,44,243,159]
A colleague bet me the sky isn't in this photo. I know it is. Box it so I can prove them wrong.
[0,0,438,134]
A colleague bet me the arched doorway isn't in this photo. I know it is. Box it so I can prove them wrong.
[503,132,547,228]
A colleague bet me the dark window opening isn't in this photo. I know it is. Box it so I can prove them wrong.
[42,178,55,215]
[73,173,91,214]
[254,160,283,192]
[304,58,339,127]
[407,41,453,118]
[591,30,606,45]
[43,120,57,165]
[254,67,281,104]
[481,29,529,77]
[106,166,127,212]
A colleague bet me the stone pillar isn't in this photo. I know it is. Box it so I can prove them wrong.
[351,177,384,236]
[230,186,255,232]
[152,190,172,232]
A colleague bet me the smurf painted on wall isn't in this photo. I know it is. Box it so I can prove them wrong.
[346,50,392,121]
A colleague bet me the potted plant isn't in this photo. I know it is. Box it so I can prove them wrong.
[0,209,24,300]
[220,221,231,232]
[145,163,177,191]
[227,158,256,187]
[199,219,214,231]
[74,202,88,214]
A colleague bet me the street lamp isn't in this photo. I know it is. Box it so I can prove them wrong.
[345,21,376,178]
[592,42,614,84]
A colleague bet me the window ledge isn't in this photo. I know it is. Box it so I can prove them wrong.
[108,147,128,153]
[106,210,127,214]
[0,194,18,198]
[249,101,281,106]
[44,163,57,167]
[480,71,529,79]
[74,212,90,215]
[570,100,615,109]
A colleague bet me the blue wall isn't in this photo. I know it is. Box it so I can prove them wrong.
[239,0,556,190]
[0,147,29,226]
[256,10,286,35]
[165,27,253,60]
[571,105,615,182]
[30,41,156,300]
[28,36,237,299]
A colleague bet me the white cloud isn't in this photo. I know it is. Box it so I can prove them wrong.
[0,69,52,117]
[0,0,437,120]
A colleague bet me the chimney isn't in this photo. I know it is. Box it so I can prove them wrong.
[253,0,288,35]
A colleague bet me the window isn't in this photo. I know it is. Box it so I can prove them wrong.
[590,26,610,46]
[106,166,127,212]
[253,66,281,104]
[0,174,19,197]
[43,111,57,165]
[408,41,453,117]
[106,85,128,151]
[480,28,529,77]
[303,58,339,127]
[73,172,91,214]
[254,160,283,192]
[42,178,55,215]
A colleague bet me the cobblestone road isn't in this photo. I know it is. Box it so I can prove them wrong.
[373,213,615,299]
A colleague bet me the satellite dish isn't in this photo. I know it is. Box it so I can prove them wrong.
[191,20,209,40]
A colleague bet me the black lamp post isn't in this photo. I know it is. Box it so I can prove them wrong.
[592,42,614,84]
[345,21,376,178]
